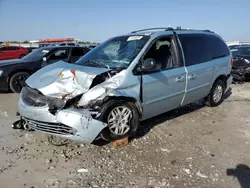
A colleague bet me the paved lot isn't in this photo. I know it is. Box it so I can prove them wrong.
[0,83,250,188]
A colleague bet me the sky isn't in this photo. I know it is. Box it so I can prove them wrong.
[0,0,250,43]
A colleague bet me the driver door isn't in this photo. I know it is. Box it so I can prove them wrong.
[141,36,186,120]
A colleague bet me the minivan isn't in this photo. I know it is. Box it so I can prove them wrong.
[14,28,232,144]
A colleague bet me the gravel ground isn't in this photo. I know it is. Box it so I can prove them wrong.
[0,83,250,188]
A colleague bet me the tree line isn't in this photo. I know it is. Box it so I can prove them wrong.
[7,41,99,44]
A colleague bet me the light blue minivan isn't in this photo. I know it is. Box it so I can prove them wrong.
[14,27,232,144]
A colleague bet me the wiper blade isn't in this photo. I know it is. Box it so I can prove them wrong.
[84,61,105,68]
[84,59,110,69]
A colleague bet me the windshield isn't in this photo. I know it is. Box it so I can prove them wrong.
[75,35,150,69]
[22,48,50,61]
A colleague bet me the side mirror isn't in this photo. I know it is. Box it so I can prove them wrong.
[41,57,48,67]
[141,58,157,72]
[42,57,47,62]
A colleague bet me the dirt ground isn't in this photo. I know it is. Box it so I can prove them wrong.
[0,83,250,188]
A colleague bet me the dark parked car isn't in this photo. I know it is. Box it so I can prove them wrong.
[0,46,28,60]
[0,46,90,93]
[231,46,250,81]
[25,47,38,53]
[229,44,250,50]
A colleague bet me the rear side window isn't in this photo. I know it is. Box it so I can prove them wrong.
[206,35,230,59]
[71,48,84,56]
[179,34,210,66]
[4,47,19,51]
[0,47,8,51]
[50,49,68,60]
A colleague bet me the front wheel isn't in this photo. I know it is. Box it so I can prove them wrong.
[9,72,30,93]
[206,80,226,107]
[99,100,140,142]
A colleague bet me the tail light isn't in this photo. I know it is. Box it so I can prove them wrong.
[230,57,233,66]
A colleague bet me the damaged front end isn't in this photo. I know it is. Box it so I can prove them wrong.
[231,56,250,81]
[14,34,150,144]
[15,61,140,144]
[231,66,250,82]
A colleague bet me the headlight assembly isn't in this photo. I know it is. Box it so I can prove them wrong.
[0,70,3,77]
[244,58,250,64]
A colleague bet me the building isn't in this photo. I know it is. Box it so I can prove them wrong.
[227,41,250,46]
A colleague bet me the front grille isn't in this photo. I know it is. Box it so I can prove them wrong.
[21,87,66,110]
[23,117,76,135]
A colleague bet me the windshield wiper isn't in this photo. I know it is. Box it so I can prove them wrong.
[84,59,110,69]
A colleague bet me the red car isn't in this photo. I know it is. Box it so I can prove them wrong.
[0,46,29,61]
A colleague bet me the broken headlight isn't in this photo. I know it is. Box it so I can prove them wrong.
[47,98,66,111]
[244,59,250,64]
[21,86,66,111]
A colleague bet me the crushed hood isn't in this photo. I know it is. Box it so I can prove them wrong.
[26,61,110,99]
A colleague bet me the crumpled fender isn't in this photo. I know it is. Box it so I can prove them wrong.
[78,70,141,108]
[26,61,110,99]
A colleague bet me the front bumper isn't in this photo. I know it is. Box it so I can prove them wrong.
[231,67,250,81]
[18,96,107,144]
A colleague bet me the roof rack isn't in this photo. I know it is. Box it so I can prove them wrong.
[131,27,174,33]
[131,27,213,34]
[203,29,214,33]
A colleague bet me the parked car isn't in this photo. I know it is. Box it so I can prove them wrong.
[14,28,232,144]
[45,43,79,47]
[0,46,90,93]
[231,46,250,81]
[59,42,78,46]
[25,47,38,53]
[38,43,50,48]
[229,44,250,50]
[88,45,97,50]
[0,46,28,60]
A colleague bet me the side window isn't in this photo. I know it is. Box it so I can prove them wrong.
[0,47,7,51]
[71,48,84,57]
[67,43,75,46]
[50,49,68,60]
[7,47,19,50]
[143,36,176,70]
[206,35,230,59]
[179,34,210,66]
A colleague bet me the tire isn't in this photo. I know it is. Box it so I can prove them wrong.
[19,54,25,59]
[99,100,140,142]
[206,80,226,107]
[9,72,30,93]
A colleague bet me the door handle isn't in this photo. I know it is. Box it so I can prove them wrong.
[175,76,184,82]
[188,74,196,80]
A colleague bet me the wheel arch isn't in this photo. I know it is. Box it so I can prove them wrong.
[212,74,229,88]
[99,96,142,118]
[8,69,32,86]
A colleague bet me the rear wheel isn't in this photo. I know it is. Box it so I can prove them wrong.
[206,80,226,107]
[9,72,30,93]
[99,100,139,142]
